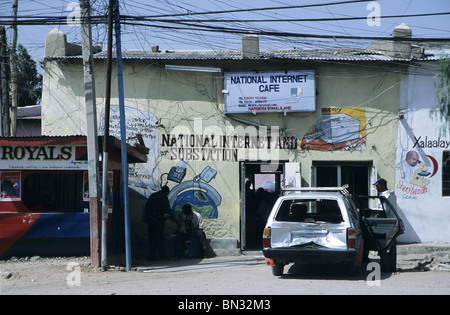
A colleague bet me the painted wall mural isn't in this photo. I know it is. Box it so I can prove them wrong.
[397,149,438,197]
[395,65,450,243]
[301,108,367,151]
[165,161,221,220]
[99,106,160,193]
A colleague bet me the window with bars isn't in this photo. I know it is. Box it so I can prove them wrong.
[23,172,84,212]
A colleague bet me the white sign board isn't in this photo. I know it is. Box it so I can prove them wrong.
[224,70,316,114]
[0,145,88,170]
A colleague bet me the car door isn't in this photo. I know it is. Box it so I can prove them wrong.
[358,196,404,251]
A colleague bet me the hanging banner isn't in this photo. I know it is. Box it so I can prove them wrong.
[224,70,316,114]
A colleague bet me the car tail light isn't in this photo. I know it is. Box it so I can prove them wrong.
[347,228,357,249]
[263,228,271,248]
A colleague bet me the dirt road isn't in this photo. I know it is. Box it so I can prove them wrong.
[1,250,450,295]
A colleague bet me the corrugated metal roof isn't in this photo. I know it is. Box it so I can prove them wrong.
[422,49,450,61]
[51,47,415,62]
[17,105,41,120]
[0,135,87,145]
[98,48,407,62]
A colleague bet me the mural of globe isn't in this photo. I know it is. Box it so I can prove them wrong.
[172,189,218,219]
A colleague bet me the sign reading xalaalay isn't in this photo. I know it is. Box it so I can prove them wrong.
[224,70,316,114]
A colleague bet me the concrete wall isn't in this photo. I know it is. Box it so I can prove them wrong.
[397,62,450,243]
[41,56,406,246]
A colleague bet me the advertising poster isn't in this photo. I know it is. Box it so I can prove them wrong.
[0,171,21,201]
[83,171,113,209]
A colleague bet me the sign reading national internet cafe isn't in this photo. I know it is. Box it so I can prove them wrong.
[224,70,316,114]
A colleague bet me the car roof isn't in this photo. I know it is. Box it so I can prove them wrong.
[280,187,351,199]
[280,191,344,199]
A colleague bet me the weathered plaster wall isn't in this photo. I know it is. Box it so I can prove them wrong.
[41,57,405,244]
[397,62,450,242]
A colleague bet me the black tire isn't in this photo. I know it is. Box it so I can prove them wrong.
[380,242,397,272]
[271,263,284,276]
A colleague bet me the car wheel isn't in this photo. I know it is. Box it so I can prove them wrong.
[380,242,397,272]
[271,263,284,276]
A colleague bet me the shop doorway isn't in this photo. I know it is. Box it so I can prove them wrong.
[312,161,376,209]
[240,161,301,250]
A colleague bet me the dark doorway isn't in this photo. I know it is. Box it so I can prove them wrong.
[314,162,371,208]
[241,162,282,250]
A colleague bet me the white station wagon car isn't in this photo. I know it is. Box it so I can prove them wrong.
[263,186,403,276]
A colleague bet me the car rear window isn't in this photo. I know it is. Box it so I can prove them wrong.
[275,198,343,223]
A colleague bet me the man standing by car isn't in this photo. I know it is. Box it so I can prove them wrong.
[371,178,404,272]
[373,178,397,218]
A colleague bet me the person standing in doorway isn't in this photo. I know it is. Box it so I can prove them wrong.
[144,185,172,260]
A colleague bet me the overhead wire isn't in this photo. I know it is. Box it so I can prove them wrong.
[135,0,381,18]
[118,18,450,42]
[2,0,449,63]
[1,8,448,43]
[118,11,450,23]
[112,0,450,49]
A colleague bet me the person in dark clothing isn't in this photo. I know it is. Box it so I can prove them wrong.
[176,204,208,259]
[144,185,172,260]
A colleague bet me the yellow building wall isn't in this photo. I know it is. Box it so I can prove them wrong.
[41,58,404,242]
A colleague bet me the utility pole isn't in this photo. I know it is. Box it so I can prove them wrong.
[79,0,101,268]
[101,0,114,271]
[10,0,18,136]
[114,0,132,271]
[0,26,10,137]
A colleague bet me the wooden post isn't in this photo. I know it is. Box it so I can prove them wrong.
[101,0,114,271]
[79,0,101,267]
[9,0,18,136]
[0,26,10,137]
